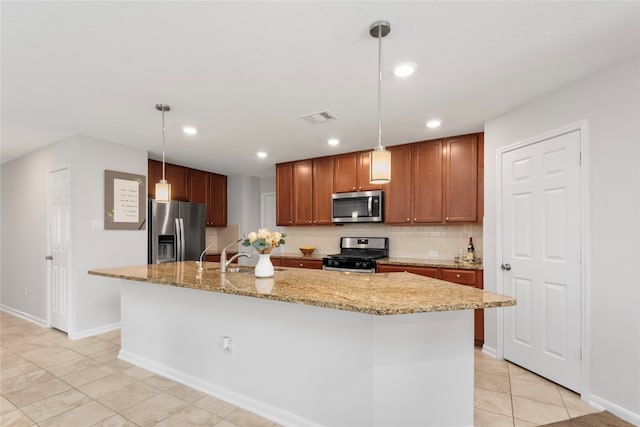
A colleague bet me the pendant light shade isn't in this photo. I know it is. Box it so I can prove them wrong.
[155,103,171,202]
[369,20,391,184]
[155,180,171,202]
[370,147,392,184]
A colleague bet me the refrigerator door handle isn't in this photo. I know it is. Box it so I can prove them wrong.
[179,218,186,261]
[175,218,182,261]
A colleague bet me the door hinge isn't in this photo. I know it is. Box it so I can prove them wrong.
[579,348,582,361]
[578,152,582,165]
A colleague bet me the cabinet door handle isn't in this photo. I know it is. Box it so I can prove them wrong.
[414,218,417,221]
[445,217,449,221]
[299,263,303,267]
[456,274,461,278]
[406,218,410,222]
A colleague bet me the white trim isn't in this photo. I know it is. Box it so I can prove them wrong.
[481,343,498,359]
[495,120,589,396]
[118,349,321,427]
[68,322,120,340]
[587,394,640,426]
[1,305,49,328]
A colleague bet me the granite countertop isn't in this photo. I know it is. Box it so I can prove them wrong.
[89,262,514,316]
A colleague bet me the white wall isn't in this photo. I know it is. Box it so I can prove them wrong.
[227,174,261,264]
[484,57,639,422]
[1,135,147,337]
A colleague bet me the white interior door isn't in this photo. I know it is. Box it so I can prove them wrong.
[48,167,71,333]
[501,130,582,392]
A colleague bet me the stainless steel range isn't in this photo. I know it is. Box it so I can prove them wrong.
[322,237,389,273]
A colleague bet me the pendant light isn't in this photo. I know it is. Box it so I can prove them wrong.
[369,20,391,184]
[155,103,172,202]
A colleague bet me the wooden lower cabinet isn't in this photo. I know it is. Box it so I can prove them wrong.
[377,264,484,346]
[281,258,323,270]
[376,263,439,279]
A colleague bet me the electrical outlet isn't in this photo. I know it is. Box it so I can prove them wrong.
[428,250,438,258]
[23,287,28,297]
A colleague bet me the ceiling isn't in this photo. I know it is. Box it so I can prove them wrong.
[2,1,638,178]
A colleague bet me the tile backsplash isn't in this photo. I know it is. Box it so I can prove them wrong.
[278,224,483,260]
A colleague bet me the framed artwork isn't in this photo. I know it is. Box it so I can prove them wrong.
[104,170,146,230]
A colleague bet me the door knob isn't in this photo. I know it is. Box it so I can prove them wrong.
[45,255,53,260]
[501,263,511,271]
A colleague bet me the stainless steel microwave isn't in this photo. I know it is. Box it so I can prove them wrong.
[332,190,383,223]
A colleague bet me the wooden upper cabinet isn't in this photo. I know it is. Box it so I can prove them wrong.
[147,159,190,201]
[413,140,444,223]
[333,151,382,193]
[357,151,383,192]
[444,134,478,222]
[312,156,334,225]
[276,163,294,226]
[148,159,227,226]
[383,144,412,224]
[477,133,484,224]
[333,153,358,193]
[207,173,227,227]
[164,163,190,201]
[189,169,208,204]
[293,160,313,225]
[148,159,162,198]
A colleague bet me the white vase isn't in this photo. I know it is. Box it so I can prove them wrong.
[254,253,274,278]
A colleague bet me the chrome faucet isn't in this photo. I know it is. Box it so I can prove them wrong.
[197,244,215,272]
[220,241,252,273]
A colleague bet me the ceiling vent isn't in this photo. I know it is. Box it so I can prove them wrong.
[301,110,337,125]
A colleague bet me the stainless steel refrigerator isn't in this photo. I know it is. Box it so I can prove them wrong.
[148,200,206,264]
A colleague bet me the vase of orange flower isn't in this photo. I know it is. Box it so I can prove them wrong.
[241,228,286,278]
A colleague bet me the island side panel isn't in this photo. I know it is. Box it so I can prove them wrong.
[119,279,475,427]
[372,310,474,426]
[119,279,374,427]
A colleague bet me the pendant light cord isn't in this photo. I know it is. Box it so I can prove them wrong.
[161,108,166,181]
[377,22,383,150]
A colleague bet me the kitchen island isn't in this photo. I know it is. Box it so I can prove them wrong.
[89,262,515,427]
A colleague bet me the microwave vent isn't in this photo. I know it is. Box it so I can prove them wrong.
[301,110,337,125]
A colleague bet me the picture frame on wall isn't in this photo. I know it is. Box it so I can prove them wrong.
[104,170,146,230]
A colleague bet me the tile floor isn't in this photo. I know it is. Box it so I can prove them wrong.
[1,311,600,426]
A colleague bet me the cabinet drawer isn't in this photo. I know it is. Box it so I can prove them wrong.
[440,269,477,286]
[282,259,323,270]
[377,264,439,279]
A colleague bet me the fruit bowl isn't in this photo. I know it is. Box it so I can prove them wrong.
[299,246,315,256]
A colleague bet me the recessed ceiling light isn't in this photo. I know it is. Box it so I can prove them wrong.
[394,63,416,78]
[182,126,198,135]
[327,138,340,146]
[426,119,442,129]
[257,151,267,158]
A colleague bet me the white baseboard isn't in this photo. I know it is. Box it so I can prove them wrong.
[1,305,48,327]
[587,393,640,426]
[68,322,120,340]
[481,344,498,359]
[118,349,321,427]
